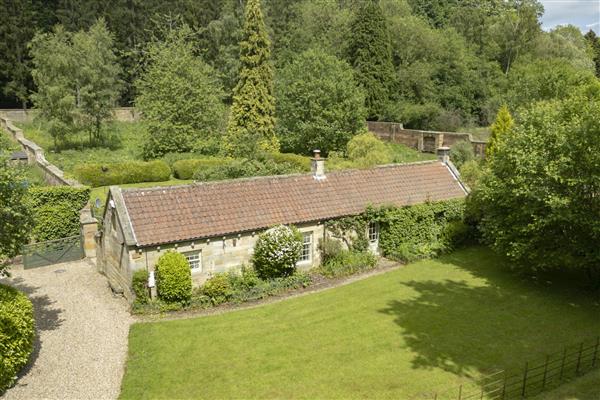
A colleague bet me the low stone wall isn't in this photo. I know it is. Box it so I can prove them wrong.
[368,121,487,157]
[0,107,140,123]
[0,116,81,186]
[1,115,98,259]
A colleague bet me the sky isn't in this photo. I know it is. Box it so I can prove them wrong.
[540,0,600,33]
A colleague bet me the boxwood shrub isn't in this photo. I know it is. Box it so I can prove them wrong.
[155,251,192,304]
[266,152,311,172]
[0,284,35,393]
[73,160,171,187]
[172,158,231,179]
[26,186,91,241]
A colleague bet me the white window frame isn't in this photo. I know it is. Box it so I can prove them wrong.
[298,231,313,263]
[184,251,202,272]
[368,222,379,243]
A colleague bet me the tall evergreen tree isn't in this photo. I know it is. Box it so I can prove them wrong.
[584,30,600,78]
[346,0,395,120]
[224,0,278,157]
[486,104,513,158]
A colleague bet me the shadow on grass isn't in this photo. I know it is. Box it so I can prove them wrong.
[379,248,600,391]
[2,276,64,380]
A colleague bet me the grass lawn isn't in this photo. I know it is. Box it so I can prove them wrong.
[120,248,600,399]
[531,369,600,400]
[18,120,146,174]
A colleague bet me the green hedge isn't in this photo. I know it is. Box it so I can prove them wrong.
[172,158,231,180]
[155,251,192,304]
[266,152,311,172]
[375,199,466,262]
[73,160,171,187]
[27,186,91,242]
[0,284,35,394]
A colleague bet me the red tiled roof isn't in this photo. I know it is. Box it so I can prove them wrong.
[120,161,466,247]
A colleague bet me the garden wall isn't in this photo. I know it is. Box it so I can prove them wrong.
[0,115,81,186]
[367,121,487,157]
[0,107,140,123]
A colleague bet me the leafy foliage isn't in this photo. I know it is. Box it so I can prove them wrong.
[486,105,513,157]
[0,156,33,275]
[276,48,366,155]
[26,186,90,242]
[172,158,231,180]
[30,20,121,147]
[473,90,600,282]
[0,284,35,393]
[346,0,395,120]
[73,160,171,187]
[346,132,392,168]
[252,225,302,279]
[192,157,299,182]
[155,251,192,304]
[225,0,278,158]
[374,199,466,262]
[136,25,226,159]
[318,249,377,278]
[132,269,150,305]
[450,140,475,169]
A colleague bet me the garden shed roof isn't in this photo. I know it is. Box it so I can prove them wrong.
[111,160,467,247]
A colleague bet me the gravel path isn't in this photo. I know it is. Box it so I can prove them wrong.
[1,259,132,400]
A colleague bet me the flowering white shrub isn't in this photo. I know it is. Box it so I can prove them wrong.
[252,225,303,279]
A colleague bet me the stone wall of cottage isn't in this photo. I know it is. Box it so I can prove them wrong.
[129,223,326,290]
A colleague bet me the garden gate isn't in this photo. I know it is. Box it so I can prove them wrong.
[22,235,85,269]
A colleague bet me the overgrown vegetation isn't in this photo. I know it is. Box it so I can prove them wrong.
[0,284,35,394]
[26,186,90,241]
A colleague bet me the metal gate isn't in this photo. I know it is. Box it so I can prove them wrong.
[22,235,84,269]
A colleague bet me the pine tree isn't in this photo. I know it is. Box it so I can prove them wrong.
[224,0,278,158]
[346,0,395,120]
[486,104,513,158]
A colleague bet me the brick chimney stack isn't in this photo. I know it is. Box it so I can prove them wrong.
[311,149,326,180]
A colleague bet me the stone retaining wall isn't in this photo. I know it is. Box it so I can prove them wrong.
[0,107,140,123]
[367,121,487,157]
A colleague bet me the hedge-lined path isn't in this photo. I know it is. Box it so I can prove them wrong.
[1,259,132,400]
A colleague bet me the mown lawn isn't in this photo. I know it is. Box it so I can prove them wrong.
[120,248,600,399]
[531,369,600,400]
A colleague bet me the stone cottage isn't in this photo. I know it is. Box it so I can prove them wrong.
[97,150,467,300]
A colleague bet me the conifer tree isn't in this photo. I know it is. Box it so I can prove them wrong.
[346,0,395,120]
[584,30,600,78]
[486,104,513,158]
[224,0,278,157]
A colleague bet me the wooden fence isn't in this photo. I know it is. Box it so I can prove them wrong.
[431,336,600,400]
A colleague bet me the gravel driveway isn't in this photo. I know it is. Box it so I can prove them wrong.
[1,259,132,400]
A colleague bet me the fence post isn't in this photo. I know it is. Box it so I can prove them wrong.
[559,347,567,381]
[458,385,462,400]
[542,355,549,390]
[576,341,584,374]
[501,372,507,400]
[521,362,529,398]
[592,336,599,368]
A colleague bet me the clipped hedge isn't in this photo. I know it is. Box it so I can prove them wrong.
[0,284,35,393]
[27,186,91,242]
[267,152,311,172]
[172,158,231,179]
[73,160,171,187]
[375,199,466,262]
[155,251,192,304]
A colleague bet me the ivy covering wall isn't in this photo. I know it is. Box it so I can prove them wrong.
[373,198,467,262]
[27,186,91,241]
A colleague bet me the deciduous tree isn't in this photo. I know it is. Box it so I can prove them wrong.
[486,105,513,157]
